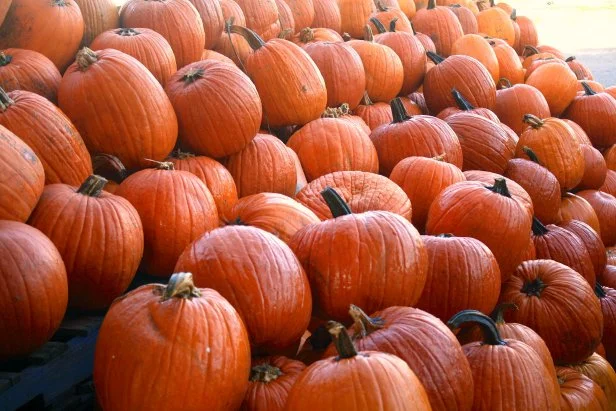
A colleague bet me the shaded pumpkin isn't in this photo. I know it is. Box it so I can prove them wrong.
[569,353,616,410]
[556,367,609,411]
[452,34,499,83]
[564,82,616,149]
[559,192,602,234]
[596,284,616,368]
[412,0,464,56]
[576,80,605,93]
[525,61,578,116]
[602,266,616,289]
[560,219,607,281]
[338,0,375,39]
[0,0,10,25]
[0,48,62,103]
[311,0,341,33]
[605,145,616,171]
[494,82,550,135]
[201,49,234,64]
[74,0,119,46]
[563,118,593,145]
[577,144,608,190]
[436,88,500,121]
[577,190,616,247]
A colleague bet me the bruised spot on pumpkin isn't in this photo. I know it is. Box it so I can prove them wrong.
[21,148,38,164]
[301,85,308,92]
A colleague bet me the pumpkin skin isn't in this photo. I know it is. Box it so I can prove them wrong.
[175,226,312,350]
[215,22,254,67]
[0,0,11,25]
[234,0,280,40]
[187,0,224,49]
[390,156,466,233]
[338,0,375,39]
[311,0,341,33]
[0,0,84,72]
[74,0,119,46]
[449,4,478,34]
[283,0,313,30]
[324,306,474,411]
[426,178,533,280]
[449,311,561,411]
[556,367,609,411]
[596,285,616,368]
[412,0,464,57]
[570,355,616,411]
[560,219,607,281]
[116,163,218,277]
[29,176,143,310]
[120,0,205,68]
[201,48,234,64]
[564,119,593,145]
[297,171,412,221]
[291,27,343,47]
[0,49,62,103]
[446,111,516,173]
[417,234,500,320]
[424,53,496,114]
[59,48,178,171]
[370,98,463,176]
[494,83,550,136]
[368,4,414,35]
[564,82,616,149]
[525,62,578,117]
[491,40,524,85]
[166,60,261,159]
[604,146,616,171]
[220,0,246,28]
[274,0,294,35]
[514,15,538,54]
[0,124,45,222]
[353,98,395,129]
[577,190,616,247]
[0,88,91,186]
[0,221,68,361]
[577,144,608,190]
[500,259,603,365]
[94,273,251,411]
[436,89,500,121]
[559,192,602,234]
[602,170,616,198]
[477,6,515,46]
[241,356,306,411]
[90,28,177,86]
[451,34,500,83]
[566,56,594,80]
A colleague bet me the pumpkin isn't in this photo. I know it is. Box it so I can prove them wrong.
[576,190,616,247]
[476,3,515,46]
[115,162,218,277]
[311,0,341,33]
[570,353,616,410]
[0,124,45,222]
[605,146,616,171]
[462,170,534,212]
[446,111,516,173]
[275,0,295,35]
[436,88,500,120]
[287,117,378,181]
[397,0,417,18]
[291,27,343,46]
[576,80,605,93]
[513,14,538,54]
[426,177,533,279]
[0,49,61,103]
[215,20,254,67]
[565,55,594,80]
[500,259,603,364]
[424,52,496,114]
[230,26,326,127]
[234,0,280,40]
[564,82,616,149]
[563,119,593,145]
[242,356,306,411]
[290,188,427,321]
[414,29,437,54]
[0,0,11,25]
[188,0,224,49]
[556,367,609,411]
[94,273,251,410]
[74,0,119,46]
[452,34,499,83]
[515,115,584,192]
[602,266,616,289]
[577,144,608,190]
[282,0,313,31]
[28,175,143,310]
[494,82,550,135]
[448,310,560,410]
[370,98,463,176]
[352,94,395,129]
[338,0,375,39]
[412,0,464,56]
[368,2,414,34]
[120,0,205,68]
[525,62,578,116]
[531,218,596,286]
[220,0,246,28]
[536,44,566,59]
[90,28,177,86]
[324,305,474,411]
[560,219,607,281]
[0,88,92,185]
[559,192,602,234]
[596,284,616,367]
[449,4,478,34]
[0,221,68,361]
[602,170,616,198]
[200,49,234,64]
[491,41,525,85]
[59,48,178,171]
[175,226,312,351]
[285,321,432,410]
[417,234,500,320]
[296,170,412,221]
[167,150,238,220]
[0,0,84,72]
[390,155,465,232]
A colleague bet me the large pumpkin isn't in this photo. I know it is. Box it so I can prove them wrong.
[494,83,551,136]
[570,353,616,409]
[94,273,251,410]
[90,28,177,86]
[0,124,44,222]
[412,0,464,56]
[290,188,427,321]
[451,34,500,83]
[525,61,578,116]
[74,0,119,46]
[175,226,312,350]
[0,0,84,72]
[58,48,178,171]
[500,259,603,364]
[0,88,92,185]
[0,221,68,361]
[29,175,143,310]
[564,82,616,149]
[0,48,62,103]
[338,0,375,39]
[577,190,616,247]
[187,0,224,49]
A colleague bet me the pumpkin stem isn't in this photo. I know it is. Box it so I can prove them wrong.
[491,302,518,324]
[342,32,352,42]
[510,9,517,20]
[92,154,128,182]
[389,18,398,32]
[182,68,205,84]
[278,29,292,39]
[375,0,388,12]
[349,305,385,338]
[116,28,140,36]
[0,51,12,66]
[361,91,373,106]
[486,177,511,198]
[581,81,597,96]
[390,97,411,123]
[531,217,549,236]
[499,78,512,88]
[162,273,202,301]
[322,103,350,118]
[489,0,495,7]
[170,148,196,160]
[565,56,576,62]
[249,363,283,383]
[521,146,541,164]
[76,47,98,71]
[327,321,358,359]
[523,114,544,129]
[410,21,417,35]
[523,45,540,58]
[77,175,108,197]
[363,25,374,42]
[427,0,436,10]
[447,310,506,346]
[0,87,14,112]
[230,25,266,50]
[426,51,445,64]
[144,159,175,170]
[321,186,352,217]
[451,88,475,110]
[436,233,455,238]
[521,277,547,297]
[369,17,387,34]
[595,282,607,299]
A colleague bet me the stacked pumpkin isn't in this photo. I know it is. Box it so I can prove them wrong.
[1,0,616,409]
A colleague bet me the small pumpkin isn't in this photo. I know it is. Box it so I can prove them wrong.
[576,190,616,247]
[0,48,61,103]
[352,94,395,129]
[412,0,464,56]
[564,82,616,149]
[274,0,295,38]
[556,367,609,411]
[311,0,341,33]
[565,55,594,80]
[558,192,602,234]
[74,0,119,46]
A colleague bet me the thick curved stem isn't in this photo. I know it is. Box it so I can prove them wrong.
[162,273,202,301]
[492,302,518,324]
[250,363,282,383]
[77,175,108,197]
[76,47,98,71]
[230,25,266,50]
[522,146,541,164]
[523,45,540,58]
[426,51,445,64]
[321,186,352,217]
[389,18,398,32]
[499,78,512,88]
[349,305,385,338]
[92,154,128,182]
[0,87,14,112]
[363,25,374,42]
[410,21,417,35]
[581,81,597,96]
[523,114,544,129]
[451,88,475,110]
[427,0,436,10]
[447,310,506,346]
[327,321,358,359]
[595,282,607,299]
[390,97,411,123]
[486,178,512,198]
[369,17,387,34]
[144,159,175,170]
[531,216,549,236]
[565,56,576,62]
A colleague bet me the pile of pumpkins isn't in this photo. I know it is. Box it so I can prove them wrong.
[1,0,616,409]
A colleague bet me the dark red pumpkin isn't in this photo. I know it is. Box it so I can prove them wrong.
[412,0,464,56]
[577,144,608,190]
[564,82,616,149]
[0,48,61,103]
[602,169,616,198]
[577,190,616,247]
[559,192,602,234]
[604,145,616,171]
[560,219,607,282]
[596,284,616,368]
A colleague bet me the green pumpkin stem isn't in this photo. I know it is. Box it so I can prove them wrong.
[162,273,202,301]
[426,51,445,64]
[499,78,513,89]
[581,81,597,96]
[531,217,549,236]
[327,321,358,359]
[521,146,541,164]
[523,45,540,58]
[389,17,398,32]
[427,0,436,10]
[363,25,374,42]
[0,87,14,112]
[369,17,387,34]
[249,363,283,383]
[76,47,98,71]
[116,28,140,36]
[390,97,411,123]
[77,175,109,197]
[230,25,266,50]
[182,68,205,84]
[491,302,518,324]
[0,51,12,66]
[521,277,547,297]
[595,282,607,298]
[410,21,417,35]
[361,91,373,106]
[447,310,506,346]
[523,114,545,129]
[486,178,512,198]
[321,186,352,217]
[349,305,385,338]
[451,88,475,110]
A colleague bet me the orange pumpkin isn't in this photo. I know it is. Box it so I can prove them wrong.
[0,48,62,103]
[564,82,616,149]
[275,0,295,35]
[200,49,234,64]
[491,40,524,85]
[577,144,608,190]
[436,88,500,120]
[525,62,578,116]
[556,367,609,411]
[577,190,616,247]
[452,34,499,83]
[368,2,414,34]
[565,56,594,80]
[338,0,375,39]
[559,193,602,234]
[514,14,538,54]
[352,95,395,129]
[219,0,246,28]
[74,0,119,47]
[477,3,515,46]
[560,219,607,281]
[605,145,616,171]
[449,4,478,34]
[569,354,616,409]
[494,82,550,135]
[215,20,254,67]
[234,0,280,40]
[311,0,341,33]
[291,27,343,47]
[412,0,464,56]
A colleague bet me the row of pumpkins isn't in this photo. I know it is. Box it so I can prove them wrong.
[2,0,616,409]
